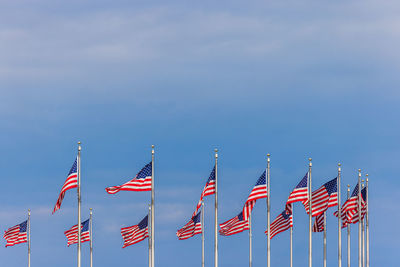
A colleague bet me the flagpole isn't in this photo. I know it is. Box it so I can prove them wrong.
[249,212,252,267]
[77,141,82,267]
[90,208,93,267]
[290,208,293,267]
[347,184,351,267]
[202,201,205,267]
[267,153,271,267]
[323,212,327,267]
[362,182,365,267]
[148,204,152,267]
[338,163,342,267]
[308,158,312,267]
[151,145,155,267]
[214,148,219,267]
[358,169,361,267]
[365,174,369,267]
[28,209,31,267]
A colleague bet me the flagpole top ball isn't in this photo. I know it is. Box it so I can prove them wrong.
[78,141,81,151]
[215,148,218,153]
[309,158,312,161]
[338,163,341,167]
[152,145,154,148]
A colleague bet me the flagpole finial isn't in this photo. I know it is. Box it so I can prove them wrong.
[151,145,154,154]
[28,209,31,215]
[78,141,81,151]
[214,148,218,158]
[347,184,350,191]
[338,163,341,166]
[308,158,312,167]
[338,162,341,171]
[366,173,369,182]
[90,208,92,213]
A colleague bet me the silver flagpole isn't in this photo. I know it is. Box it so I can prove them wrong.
[365,174,369,267]
[347,185,351,267]
[90,208,93,267]
[151,145,155,267]
[358,169,361,267]
[249,212,252,267]
[267,154,271,267]
[214,149,219,267]
[362,182,365,267]
[338,163,342,267]
[308,158,312,267]
[28,209,31,267]
[77,142,82,267]
[323,212,327,267]
[290,208,293,267]
[148,204,151,267]
[202,201,205,267]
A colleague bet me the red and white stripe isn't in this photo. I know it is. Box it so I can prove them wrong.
[64,225,90,247]
[193,180,215,217]
[121,225,149,248]
[52,174,78,214]
[303,189,338,217]
[243,185,267,220]
[176,219,202,240]
[106,177,151,194]
[266,212,293,239]
[3,225,27,247]
[219,216,249,236]
[312,213,325,232]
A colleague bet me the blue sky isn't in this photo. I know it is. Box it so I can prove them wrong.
[0,0,399,266]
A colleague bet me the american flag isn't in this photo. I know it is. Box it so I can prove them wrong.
[3,221,28,247]
[303,177,338,217]
[52,158,78,214]
[121,215,149,248]
[176,212,202,240]
[64,219,90,247]
[312,213,324,232]
[334,185,367,228]
[242,171,267,220]
[219,211,250,236]
[192,166,216,217]
[106,162,152,194]
[266,208,293,239]
[285,172,308,213]
[343,187,367,225]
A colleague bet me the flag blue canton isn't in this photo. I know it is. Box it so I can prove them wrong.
[361,187,367,201]
[19,221,27,233]
[351,183,359,197]
[281,210,291,220]
[207,166,216,183]
[81,219,90,232]
[137,162,152,178]
[138,215,148,229]
[255,171,266,185]
[324,177,338,194]
[192,211,201,223]
[296,173,308,188]
[237,212,244,221]
[68,159,77,175]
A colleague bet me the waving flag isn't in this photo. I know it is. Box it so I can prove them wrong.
[64,219,90,247]
[242,171,267,220]
[177,212,202,240]
[219,211,249,236]
[53,158,78,214]
[106,162,152,194]
[266,209,293,239]
[344,187,367,225]
[3,221,28,247]
[121,215,149,248]
[192,166,216,217]
[312,214,324,232]
[303,177,338,216]
[285,172,308,213]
